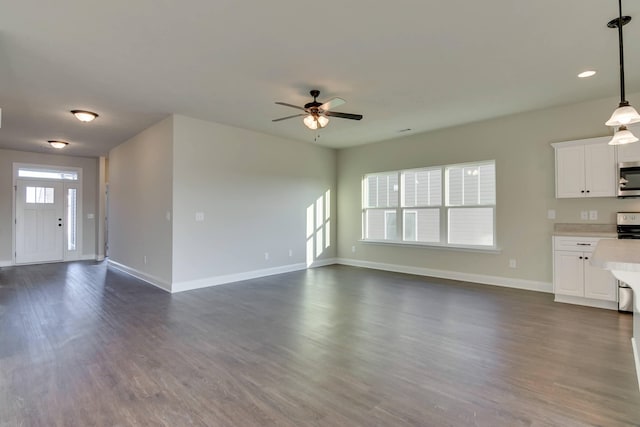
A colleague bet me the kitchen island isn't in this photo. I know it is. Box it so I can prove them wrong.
[592,239,640,390]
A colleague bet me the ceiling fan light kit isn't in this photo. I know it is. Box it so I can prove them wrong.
[606,0,640,145]
[273,89,363,132]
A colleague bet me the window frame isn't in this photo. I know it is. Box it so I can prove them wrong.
[361,160,497,251]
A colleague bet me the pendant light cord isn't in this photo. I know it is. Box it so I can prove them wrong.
[617,0,627,105]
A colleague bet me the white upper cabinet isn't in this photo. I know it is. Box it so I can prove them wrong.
[552,137,616,198]
[615,123,640,163]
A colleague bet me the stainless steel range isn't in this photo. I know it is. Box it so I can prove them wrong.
[616,212,638,312]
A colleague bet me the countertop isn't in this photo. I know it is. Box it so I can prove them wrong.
[553,223,617,238]
[591,239,640,273]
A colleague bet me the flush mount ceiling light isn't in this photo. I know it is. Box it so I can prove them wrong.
[606,0,640,145]
[578,70,597,78]
[48,140,69,149]
[71,110,98,122]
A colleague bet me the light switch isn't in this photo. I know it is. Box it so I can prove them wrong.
[580,211,588,220]
[589,210,598,220]
[195,212,205,222]
[547,209,556,220]
[87,213,95,219]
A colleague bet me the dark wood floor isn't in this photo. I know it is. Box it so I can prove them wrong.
[1,262,639,426]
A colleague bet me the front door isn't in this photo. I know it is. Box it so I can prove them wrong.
[15,180,64,264]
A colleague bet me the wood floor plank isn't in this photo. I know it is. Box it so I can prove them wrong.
[1,262,639,426]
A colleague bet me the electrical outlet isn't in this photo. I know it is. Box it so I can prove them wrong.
[195,212,205,222]
[144,255,148,265]
[264,252,269,260]
[288,249,293,257]
[547,209,556,220]
[589,210,598,220]
[509,259,517,268]
[352,245,356,253]
[580,211,588,220]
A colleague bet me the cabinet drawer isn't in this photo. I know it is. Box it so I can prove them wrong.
[553,237,609,252]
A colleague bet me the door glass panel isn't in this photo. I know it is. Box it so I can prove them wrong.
[26,187,54,204]
[67,188,77,251]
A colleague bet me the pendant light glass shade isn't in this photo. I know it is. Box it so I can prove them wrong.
[608,125,639,145]
[605,104,640,126]
[303,115,329,130]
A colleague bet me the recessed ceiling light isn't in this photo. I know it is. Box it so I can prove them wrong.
[48,140,69,149]
[71,110,98,122]
[578,70,597,78]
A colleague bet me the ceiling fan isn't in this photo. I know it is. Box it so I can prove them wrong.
[273,90,363,130]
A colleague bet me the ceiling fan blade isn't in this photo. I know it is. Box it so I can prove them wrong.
[320,97,345,111]
[272,113,306,122]
[325,111,363,120]
[275,102,306,111]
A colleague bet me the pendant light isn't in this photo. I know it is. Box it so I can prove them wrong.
[606,0,640,145]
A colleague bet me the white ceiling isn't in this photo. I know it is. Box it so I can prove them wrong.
[1,0,639,157]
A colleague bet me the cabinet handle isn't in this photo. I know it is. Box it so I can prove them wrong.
[581,190,585,193]
[576,243,591,246]
[579,256,583,259]
[586,190,590,193]
[584,256,589,260]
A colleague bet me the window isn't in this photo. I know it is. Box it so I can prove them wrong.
[18,168,78,180]
[362,160,496,249]
[26,186,55,204]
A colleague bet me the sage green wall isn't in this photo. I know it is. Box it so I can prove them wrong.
[336,93,640,286]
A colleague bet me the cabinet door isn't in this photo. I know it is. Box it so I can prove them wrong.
[617,142,640,163]
[584,143,616,197]
[556,145,586,198]
[553,251,584,297]
[583,257,617,301]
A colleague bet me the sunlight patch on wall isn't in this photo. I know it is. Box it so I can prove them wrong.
[306,190,331,267]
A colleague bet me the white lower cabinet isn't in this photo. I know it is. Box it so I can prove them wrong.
[552,236,617,308]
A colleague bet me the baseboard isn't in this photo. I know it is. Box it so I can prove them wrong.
[0,260,12,267]
[553,294,618,310]
[79,254,97,261]
[308,258,338,268]
[107,260,171,292]
[335,258,553,293]
[171,261,322,293]
[633,337,640,392]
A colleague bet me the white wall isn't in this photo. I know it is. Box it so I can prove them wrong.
[336,93,640,290]
[108,116,173,290]
[171,115,336,291]
[0,149,98,265]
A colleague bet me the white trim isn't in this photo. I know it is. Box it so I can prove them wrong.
[96,255,105,262]
[0,260,12,267]
[335,257,552,293]
[107,259,171,292]
[551,135,609,149]
[632,337,640,392]
[553,294,618,310]
[308,257,338,268]
[80,254,97,261]
[359,239,502,254]
[172,262,310,293]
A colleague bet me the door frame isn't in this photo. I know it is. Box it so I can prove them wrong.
[12,163,83,265]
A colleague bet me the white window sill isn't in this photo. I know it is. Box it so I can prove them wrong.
[359,239,502,254]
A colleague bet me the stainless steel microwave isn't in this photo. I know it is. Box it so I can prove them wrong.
[619,161,640,197]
